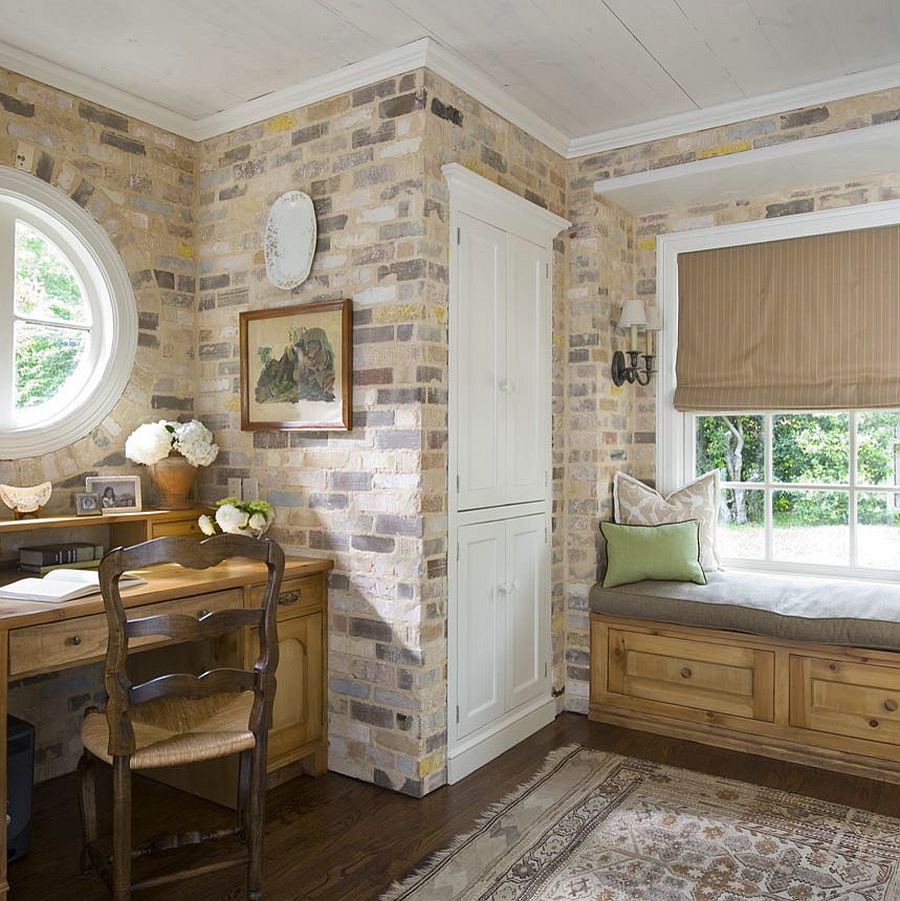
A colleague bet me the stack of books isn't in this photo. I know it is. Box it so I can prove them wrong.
[18,543,106,575]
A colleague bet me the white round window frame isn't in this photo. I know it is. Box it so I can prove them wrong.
[0,169,137,460]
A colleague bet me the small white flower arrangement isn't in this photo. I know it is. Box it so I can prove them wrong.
[199,497,275,538]
[125,419,219,468]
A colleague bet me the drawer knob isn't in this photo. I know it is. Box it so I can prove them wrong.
[198,609,210,618]
[680,666,692,679]
[68,635,81,646]
[885,699,898,713]
[278,590,301,607]
[869,719,880,728]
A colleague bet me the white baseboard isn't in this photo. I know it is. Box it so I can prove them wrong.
[447,696,556,784]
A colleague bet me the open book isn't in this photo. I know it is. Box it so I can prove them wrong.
[0,568,147,603]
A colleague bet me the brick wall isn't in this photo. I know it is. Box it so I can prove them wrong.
[0,66,197,780]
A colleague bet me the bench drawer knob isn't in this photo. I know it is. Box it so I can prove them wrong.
[680,666,692,679]
[884,699,898,713]
[869,719,880,728]
[68,635,81,646]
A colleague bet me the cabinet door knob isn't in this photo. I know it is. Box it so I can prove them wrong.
[884,699,898,712]
[680,666,692,679]
[68,635,81,646]
[869,719,880,728]
[499,379,514,393]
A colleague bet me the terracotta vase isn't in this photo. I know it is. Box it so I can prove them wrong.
[149,453,198,510]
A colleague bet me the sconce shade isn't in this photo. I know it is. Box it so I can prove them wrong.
[644,308,661,331]
[617,299,647,329]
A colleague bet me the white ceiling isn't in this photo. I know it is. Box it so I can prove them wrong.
[3,0,900,153]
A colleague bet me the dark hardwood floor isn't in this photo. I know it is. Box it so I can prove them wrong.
[12,712,900,900]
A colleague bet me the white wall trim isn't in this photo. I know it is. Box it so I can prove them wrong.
[656,196,900,496]
[593,120,900,214]
[6,35,899,157]
[571,60,900,157]
[441,163,570,239]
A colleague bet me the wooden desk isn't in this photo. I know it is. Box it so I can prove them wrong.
[0,554,332,899]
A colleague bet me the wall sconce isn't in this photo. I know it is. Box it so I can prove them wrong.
[611,299,659,387]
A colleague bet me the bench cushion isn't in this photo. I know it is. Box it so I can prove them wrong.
[589,570,900,652]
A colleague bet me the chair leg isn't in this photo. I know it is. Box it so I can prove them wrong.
[76,751,98,874]
[247,738,268,901]
[238,748,251,837]
[111,755,132,901]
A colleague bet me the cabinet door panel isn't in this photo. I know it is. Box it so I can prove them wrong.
[506,514,549,710]
[456,213,507,510]
[506,235,548,505]
[456,521,506,739]
[246,611,324,767]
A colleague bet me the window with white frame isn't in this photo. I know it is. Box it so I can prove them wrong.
[656,199,900,581]
[0,169,136,458]
[691,412,900,576]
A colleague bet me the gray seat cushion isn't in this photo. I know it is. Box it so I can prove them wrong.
[589,570,900,651]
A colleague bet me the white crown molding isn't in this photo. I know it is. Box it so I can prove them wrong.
[194,39,431,141]
[2,35,900,158]
[425,42,570,157]
[0,40,196,138]
[571,61,900,157]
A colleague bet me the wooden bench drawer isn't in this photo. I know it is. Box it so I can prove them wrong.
[790,655,900,746]
[9,588,242,678]
[608,628,775,722]
[248,575,324,621]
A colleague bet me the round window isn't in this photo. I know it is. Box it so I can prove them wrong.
[0,170,137,459]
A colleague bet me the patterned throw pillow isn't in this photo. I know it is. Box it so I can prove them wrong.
[613,470,720,571]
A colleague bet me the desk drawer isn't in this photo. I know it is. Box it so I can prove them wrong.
[790,655,900,747]
[148,517,205,539]
[608,628,775,722]
[248,575,324,621]
[9,589,242,678]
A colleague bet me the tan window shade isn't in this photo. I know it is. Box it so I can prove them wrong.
[675,224,900,411]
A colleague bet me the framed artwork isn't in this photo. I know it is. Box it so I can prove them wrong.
[240,299,352,431]
[73,491,102,516]
[85,476,142,512]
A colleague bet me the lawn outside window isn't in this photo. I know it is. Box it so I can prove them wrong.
[0,169,136,459]
[693,411,900,577]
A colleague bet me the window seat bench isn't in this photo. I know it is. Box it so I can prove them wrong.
[589,571,900,784]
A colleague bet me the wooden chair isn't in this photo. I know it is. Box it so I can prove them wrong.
[77,533,285,900]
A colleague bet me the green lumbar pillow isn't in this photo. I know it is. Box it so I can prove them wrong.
[601,520,707,589]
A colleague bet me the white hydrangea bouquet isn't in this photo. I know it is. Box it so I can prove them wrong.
[125,419,219,467]
[199,498,274,539]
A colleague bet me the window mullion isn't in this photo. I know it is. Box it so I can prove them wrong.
[0,207,17,429]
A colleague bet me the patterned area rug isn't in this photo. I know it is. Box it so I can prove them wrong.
[382,745,900,900]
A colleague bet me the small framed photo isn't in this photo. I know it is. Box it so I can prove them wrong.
[85,476,142,512]
[73,492,102,516]
[240,299,352,431]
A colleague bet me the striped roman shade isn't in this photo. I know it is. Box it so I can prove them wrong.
[675,224,900,411]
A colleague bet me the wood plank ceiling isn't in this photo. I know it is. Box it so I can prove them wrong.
[2,0,900,137]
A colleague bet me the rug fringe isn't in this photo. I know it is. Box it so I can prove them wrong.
[379,743,584,901]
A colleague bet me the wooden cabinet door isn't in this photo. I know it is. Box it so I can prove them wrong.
[505,514,549,711]
[246,611,324,767]
[505,235,549,505]
[456,521,506,739]
[456,213,508,511]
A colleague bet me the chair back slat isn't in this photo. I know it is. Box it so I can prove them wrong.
[128,668,258,706]
[126,608,263,642]
[98,533,285,758]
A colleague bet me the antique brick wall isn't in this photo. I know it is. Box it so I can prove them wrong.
[0,66,196,780]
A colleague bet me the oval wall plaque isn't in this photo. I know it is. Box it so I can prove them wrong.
[264,190,317,290]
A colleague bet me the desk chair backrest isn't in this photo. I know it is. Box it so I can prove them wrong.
[98,533,285,759]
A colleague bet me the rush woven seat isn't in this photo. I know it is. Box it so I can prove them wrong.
[81,691,255,769]
[77,533,284,901]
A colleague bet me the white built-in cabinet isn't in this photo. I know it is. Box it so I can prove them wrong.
[444,164,569,783]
